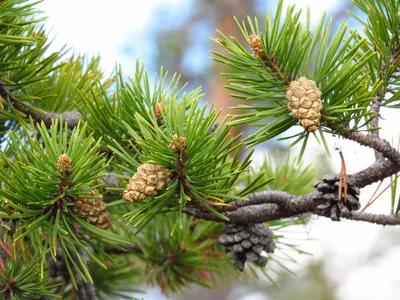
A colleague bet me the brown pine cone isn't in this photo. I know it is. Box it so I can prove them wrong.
[123,163,171,202]
[73,190,110,230]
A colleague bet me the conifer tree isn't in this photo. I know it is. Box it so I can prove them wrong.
[0,0,399,299]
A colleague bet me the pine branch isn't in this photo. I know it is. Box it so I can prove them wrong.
[369,96,382,160]
[2,0,400,294]
[186,190,317,223]
[368,47,398,161]
[0,81,82,128]
[346,159,396,188]
[186,129,400,225]
[12,101,81,128]
[354,0,400,160]
[186,189,400,226]
[340,210,400,225]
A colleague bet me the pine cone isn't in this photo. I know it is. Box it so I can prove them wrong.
[286,77,323,132]
[219,223,276,271]
[73,190,110,230]
[123,163,171,202]
[313,174,360,221]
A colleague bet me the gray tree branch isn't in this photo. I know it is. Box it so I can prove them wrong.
[0,82,83,129]
[187,128,400,225]
[186,130,400,226]
[340,210,400,225]
[12,101,82,129]
[187,190,400,226]
[367,35,398,160]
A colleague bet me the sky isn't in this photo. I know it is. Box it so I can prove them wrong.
[37,0,190,75]
[36,1,400,299]
[37,0,344,75]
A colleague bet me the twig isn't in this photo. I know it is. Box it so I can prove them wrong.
[0,81,82,129]
[340,210,400,226]
[12,101,82,129]
[368,39,399,160]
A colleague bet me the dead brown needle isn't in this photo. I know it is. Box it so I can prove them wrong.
[338,151,347,201]
[362,181,390,212]
[363,180,383,210]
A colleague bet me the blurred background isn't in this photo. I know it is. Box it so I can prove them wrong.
[36,0,400,299]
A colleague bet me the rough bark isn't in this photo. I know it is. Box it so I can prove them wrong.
[187,189,400,226]
[12,101,82,128]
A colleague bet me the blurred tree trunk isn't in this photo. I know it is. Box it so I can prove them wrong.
[210,0,255,138]
[154,0,255,139]
[176,2,256,299]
